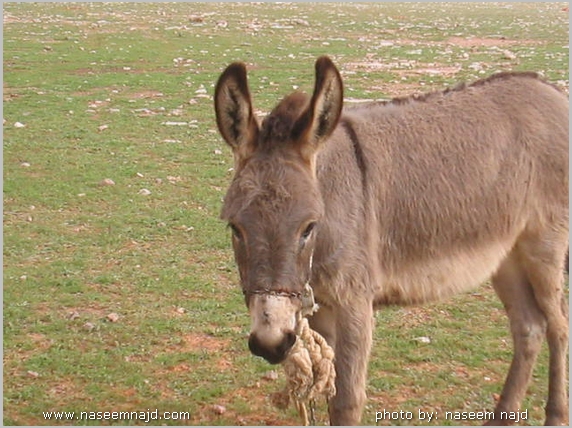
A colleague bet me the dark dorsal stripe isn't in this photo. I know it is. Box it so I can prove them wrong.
[340,118,367,194]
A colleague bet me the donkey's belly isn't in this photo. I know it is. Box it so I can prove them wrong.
[374,239,513,306]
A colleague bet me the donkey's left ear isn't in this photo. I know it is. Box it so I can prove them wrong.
[292,56,343,162]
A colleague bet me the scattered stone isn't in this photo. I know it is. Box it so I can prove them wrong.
[67,311,80,321]
[189,15,204,23]
[83,322,96,331]
[106,313,120,323]
[162,121,188,126]
[27,370,39,378]
[20,162,31,168]
[195,85,207,95]
[97,124,109,131]
[211,404,226,415]
[414,336,431,344]
[100,178,115,186]
[292,18,310,26]
[502,49,517,60]
[14,122,25,128]
[166,176,182,184]
[138,188,152,196]
[176,307,186,314]
[262,370,279,381]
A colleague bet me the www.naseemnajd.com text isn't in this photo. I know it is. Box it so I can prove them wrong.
[375,408,528,423]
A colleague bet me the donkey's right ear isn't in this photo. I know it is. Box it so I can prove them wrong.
[214,62,259,165]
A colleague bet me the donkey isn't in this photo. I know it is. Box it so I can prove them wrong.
[214,56,569,425]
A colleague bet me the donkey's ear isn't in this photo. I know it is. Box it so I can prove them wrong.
[293,56,343,162]
[214,62,259,166]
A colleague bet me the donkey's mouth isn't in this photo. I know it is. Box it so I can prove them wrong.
[248,330,297,364]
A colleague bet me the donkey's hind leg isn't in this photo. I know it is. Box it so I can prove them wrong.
[518,238,569,426]
[487,252,547,426]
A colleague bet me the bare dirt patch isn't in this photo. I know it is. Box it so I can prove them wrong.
[446,36,539,48]
[177,332,231,353]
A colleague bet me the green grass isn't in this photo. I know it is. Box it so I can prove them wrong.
[3,2,568,426]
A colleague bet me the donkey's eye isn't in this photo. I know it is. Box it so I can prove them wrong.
[301,222,316,240]
[229,223,243,241]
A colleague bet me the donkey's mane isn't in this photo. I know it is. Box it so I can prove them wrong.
[259,92,310,147]
[372,71,544,107]
[258,72,549,142]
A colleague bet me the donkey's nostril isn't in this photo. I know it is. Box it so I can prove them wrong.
[278,331,297,356]
[248,331,297,364]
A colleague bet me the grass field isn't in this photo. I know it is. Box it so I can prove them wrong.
[3,2,569,426]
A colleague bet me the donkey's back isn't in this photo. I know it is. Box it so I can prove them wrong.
[315,72,569,306]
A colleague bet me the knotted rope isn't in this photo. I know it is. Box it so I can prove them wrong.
[271,283,336,425]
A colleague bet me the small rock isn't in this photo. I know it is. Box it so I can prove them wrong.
[20,162,31,168]
[195,85,207,95]
[97,124,109,131]
[166,176,182,183]
[20,275,27,281]
[136,172,144,178]
[27,370,39,378]
[211,404,226,415]
[502,49,517,60]
[292,18,309,26]
[67,311,80,321]
[100,178,115,186]
[262,370,279,381]
[162,121,188,126]
[214,149,223,155]
[106,313,120,323]
[414,336,431,344]
[176,307,186,314]
[83,322,96,331]
[14,122,26,128]
[138,188,151,196]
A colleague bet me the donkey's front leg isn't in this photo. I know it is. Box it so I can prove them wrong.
[328,300,374,425]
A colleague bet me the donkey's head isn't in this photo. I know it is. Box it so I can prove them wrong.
[215,57,343,363]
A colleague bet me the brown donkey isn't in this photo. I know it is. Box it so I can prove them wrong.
[214,56,569,425]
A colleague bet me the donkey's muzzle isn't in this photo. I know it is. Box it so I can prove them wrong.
[248,330,297,364]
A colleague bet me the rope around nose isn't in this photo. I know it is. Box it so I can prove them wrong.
[270,281,336,425]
